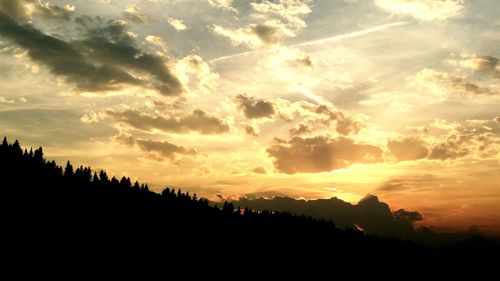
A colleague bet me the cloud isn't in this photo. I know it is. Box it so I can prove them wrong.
[394,209,423,222]
[145,35,166,48]
[375,0,464,21]
[313,105,363,135]
[136,139,196,160]
[409,68,498,99]
[267,136,384,174]
[80,112,101,124]
[428,138,470,160]
[252,166,267,174]
[406,119,500,161]
[460,55,499,72]
[213,20,291,48]
[0,0,74,22]
[458,54,500,79]
[111,132,195,160]
[212,0,312,48]
[388,137,429,161]
[174,55,219,95]
[167,17,188,31]
[250,0,312,29]
[495,116,500,124]
[0,0,35,21]
[208,0,238,13]
[289,123,312,136]
[112,132,136,146]
[378,176,424,192]
[0,13,183,96]
[290,52,312,68]
[335,114,364,135]
[0,95,15,104]
[209,21,409,64]
[243,124,259,136]
[256,45,313,70]
[106,108,230,134]
[377,175,440,193]
[270,99,363,135]
[235,94,275,119]
[124,4,147,24]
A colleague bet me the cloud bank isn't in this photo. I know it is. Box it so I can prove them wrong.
[267,136,383,174]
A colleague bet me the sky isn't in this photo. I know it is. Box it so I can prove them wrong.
[0,0,499,234]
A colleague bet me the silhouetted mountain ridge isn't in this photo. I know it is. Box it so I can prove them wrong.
[231,193,417,239]
[230,193,495,247]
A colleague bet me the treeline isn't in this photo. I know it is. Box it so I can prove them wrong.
[0,137,342,235]
[0,137,358,240]
[0,137,498,277]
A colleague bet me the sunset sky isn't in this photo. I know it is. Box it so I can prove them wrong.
[0,0,499,234]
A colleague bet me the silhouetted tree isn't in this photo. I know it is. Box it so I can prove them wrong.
[92,172,99,183]
[99,170,109,183]
[64,161,73,177]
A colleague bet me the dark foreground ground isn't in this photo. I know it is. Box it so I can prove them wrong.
[1,138,498,278]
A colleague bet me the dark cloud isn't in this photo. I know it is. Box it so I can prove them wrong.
[294,55,313,67]
[428,136,470,160]
[136,139,196,160]
[243,124,259,136]
[335,114,363,135]
[37,3,74,21]
[111,132,195,160]
[267,136,383,174]
[0,10,182,95]
[452,79,496,95]
[235,94,275,119]
[232,194,420,239]
[74,15,102,27]
[289,123,311,136]
[252,167,267,174]
[251,23,282,45]
[428,143,469,160]
[106,108,229,134]
[430,70,498,95]
[291,54,312,68]
[212,20,288,48]
[388,137,429,161]
[394,209,423,222]
[113,132,136,146]
[466,55,498,73]
[313,105,362,135]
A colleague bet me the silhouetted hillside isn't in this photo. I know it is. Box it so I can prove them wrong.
[0,137,498,277]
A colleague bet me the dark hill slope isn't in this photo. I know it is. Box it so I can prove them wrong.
[0,138,498,277]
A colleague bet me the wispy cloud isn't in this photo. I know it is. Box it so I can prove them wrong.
[209,21,409,63]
